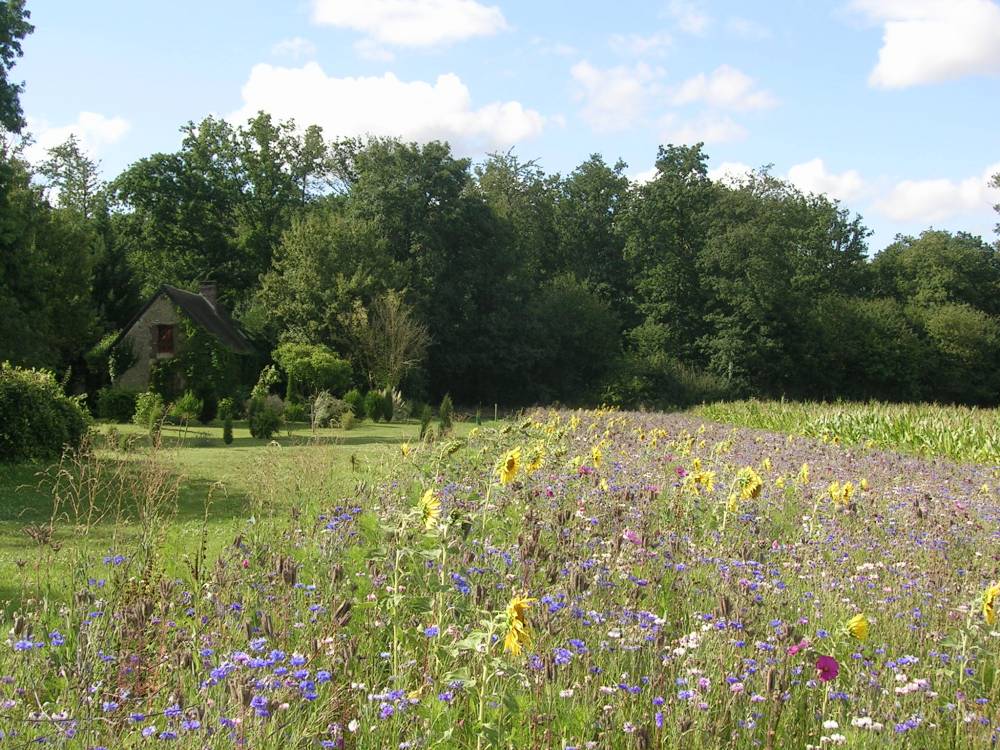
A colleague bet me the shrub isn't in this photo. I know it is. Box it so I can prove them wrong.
[171,391,203,424]
[248,394,283,440]
[340,411,357,431]
[364,391,383,422]
[95,387,139,423]
[217,397,235,421]
[381,390,394,423]
[311,391,348,429]
[272,342,352,400]
[419,404,434,440]
[0,363,90,462]
[133,391,165,435]
[223,416,234,445]
[439,394,453,432]
[344,389,364,419]
[284,402,308,424]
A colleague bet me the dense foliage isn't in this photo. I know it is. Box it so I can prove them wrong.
[0,362,88,461]
[1,7,999,410]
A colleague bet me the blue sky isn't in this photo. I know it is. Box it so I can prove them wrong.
[17,0,1000,251]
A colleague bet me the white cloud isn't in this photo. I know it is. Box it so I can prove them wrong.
[24,111,130,163]
[874,163,1000,221]
[665,0,711,34]
[725,16,771,39]
[570,60,663,132]
[530,37,577,57]
[630,166,659,184]
[354,39,395,62]
[672,65,776,110]
[659,113,748,144]
[231,62,544,153]
[787,158,866,201]
[311,0,507,47]
[851,0,1000,88]
[708,160,753,184]
[609,31,672,57]
[271,36,317,60]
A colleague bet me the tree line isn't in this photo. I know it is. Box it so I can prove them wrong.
[2,3,999,408]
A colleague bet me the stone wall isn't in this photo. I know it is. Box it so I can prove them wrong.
[115,294,181,391]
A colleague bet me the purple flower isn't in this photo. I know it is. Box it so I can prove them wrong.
[816,655,839,682]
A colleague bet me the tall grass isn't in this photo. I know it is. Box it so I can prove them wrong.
[694,400,1000,463]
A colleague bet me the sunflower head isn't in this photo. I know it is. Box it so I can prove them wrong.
[846,613,869,641]
[984,582,1000,625]
[418,488,441,530]
[503,595,536,655]
[498,447,522,485]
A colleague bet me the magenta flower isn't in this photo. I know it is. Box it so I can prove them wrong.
[787,638,810,656]
[816,655,839,682]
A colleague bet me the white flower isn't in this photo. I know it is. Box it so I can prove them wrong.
[823,720,839,730]
[348,719,359,732]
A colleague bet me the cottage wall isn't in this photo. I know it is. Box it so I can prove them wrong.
[115,294,181,390]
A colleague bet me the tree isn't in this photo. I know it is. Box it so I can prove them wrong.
[112,117,243,297]
[872,230,1000,316]
[342,291,430,391]
[0,0,32,134]
[555,154,632,321]
[527,274,620,403]
[40,135,101,218]
[623,144,716,366]
[272,342,352,401]
[252,207,394,347]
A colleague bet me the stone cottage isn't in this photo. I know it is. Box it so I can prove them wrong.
[113,282,254,390]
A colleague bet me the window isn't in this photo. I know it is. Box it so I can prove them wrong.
[156,324,175,355]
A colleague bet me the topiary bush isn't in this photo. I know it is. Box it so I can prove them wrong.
[95,387,139,423]
[0,363,90,463]
[344,389,364,419]
[419,404,434,440]
[439,393,453,433]
[381,390,394,423]
[223,416,234,445]
[248,395,283,440]
[364,391,383,422]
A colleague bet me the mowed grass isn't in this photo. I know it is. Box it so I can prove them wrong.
[0,418,479,606]
[694,399,1000,463]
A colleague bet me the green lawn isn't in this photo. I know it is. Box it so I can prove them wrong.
[0,418,480,607]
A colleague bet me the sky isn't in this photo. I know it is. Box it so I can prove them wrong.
[16,0,1000,252]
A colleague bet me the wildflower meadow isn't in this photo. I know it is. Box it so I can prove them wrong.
[1,407,999,749]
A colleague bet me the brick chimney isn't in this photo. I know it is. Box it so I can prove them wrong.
[200,281,217,307]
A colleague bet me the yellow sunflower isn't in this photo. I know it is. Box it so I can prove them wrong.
[984,582,1000,625]
[503,595,536,655]
[498,447,522,484]
[418,488,441,530]
[846,613,869,641]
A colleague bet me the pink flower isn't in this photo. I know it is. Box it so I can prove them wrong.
[787,638,810,656]
[816,655,839,682]
[675,467,687,478]
[622,529,642,546]
[730,682,744,693]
